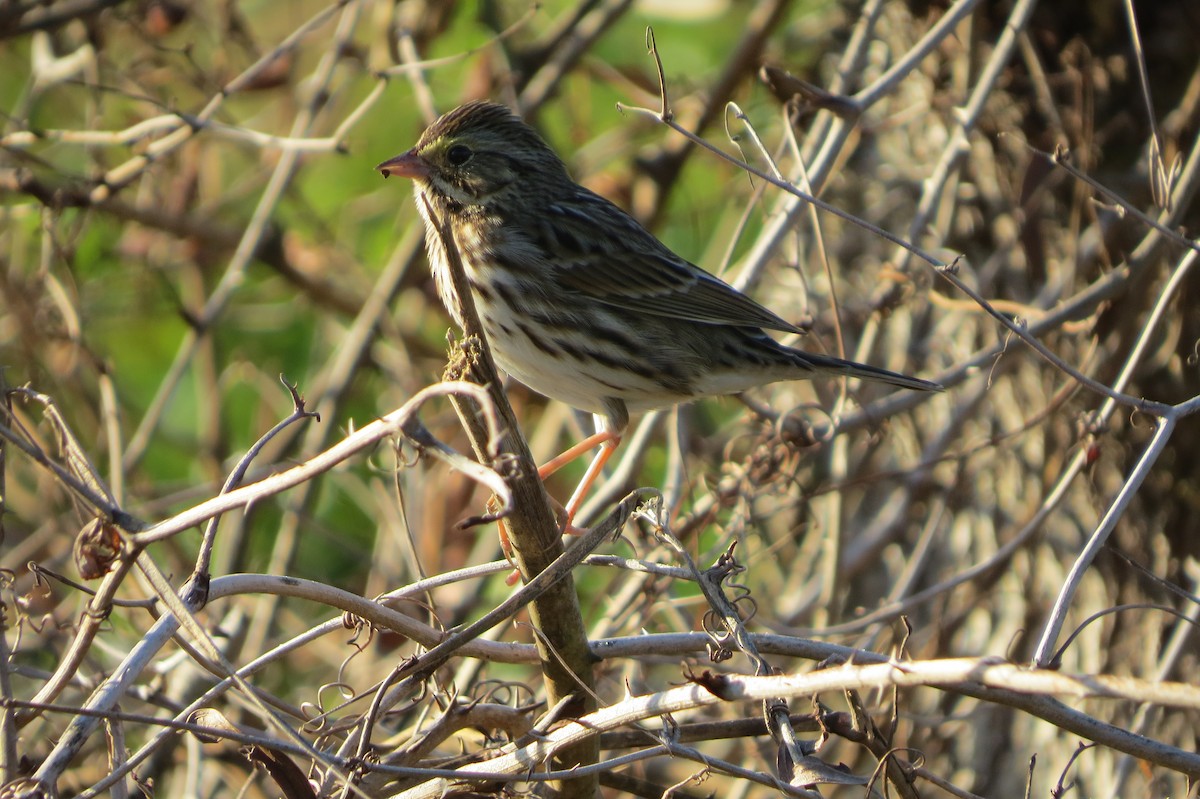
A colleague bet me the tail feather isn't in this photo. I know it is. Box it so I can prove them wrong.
[797,350,943,392]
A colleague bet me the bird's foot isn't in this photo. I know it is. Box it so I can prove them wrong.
[546,494,587,536]
[496,496,585,586]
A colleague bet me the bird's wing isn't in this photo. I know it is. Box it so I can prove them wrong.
[538,190,805,335]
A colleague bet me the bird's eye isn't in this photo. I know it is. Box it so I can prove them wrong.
[447,144,473,166]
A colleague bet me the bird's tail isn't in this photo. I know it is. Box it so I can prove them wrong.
[793,349,943,392]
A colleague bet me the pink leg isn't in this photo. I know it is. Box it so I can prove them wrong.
[560,435,620,527]
[501,430,620,583]
[530,428,623,531]
[538,429,618,479]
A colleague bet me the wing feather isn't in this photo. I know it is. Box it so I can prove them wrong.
[539,190,805,335]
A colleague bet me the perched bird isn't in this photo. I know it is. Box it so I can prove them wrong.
[377,101,940,523]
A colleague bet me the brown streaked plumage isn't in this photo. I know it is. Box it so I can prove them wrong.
[378,101,941,521]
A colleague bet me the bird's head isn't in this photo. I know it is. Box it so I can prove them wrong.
[376,101,568,208]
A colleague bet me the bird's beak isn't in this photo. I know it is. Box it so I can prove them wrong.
[376,149,429,180]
